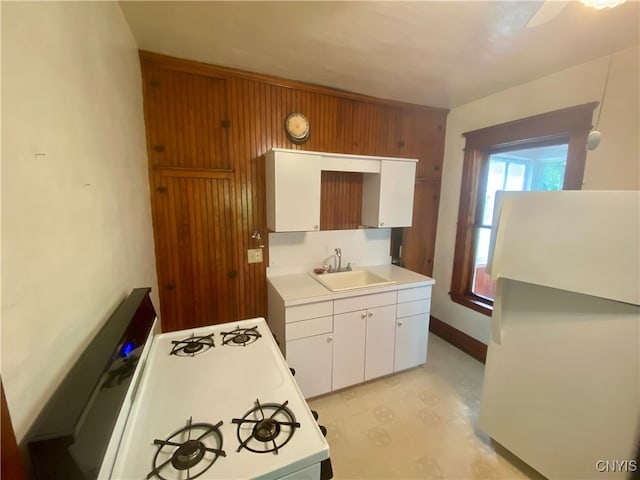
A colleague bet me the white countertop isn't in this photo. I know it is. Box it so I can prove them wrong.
[268,264,435,306]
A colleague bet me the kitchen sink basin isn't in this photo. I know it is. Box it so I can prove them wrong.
[310,269,396,292]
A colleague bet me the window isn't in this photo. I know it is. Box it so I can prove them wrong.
[450,103,598,316]
[472,143,568,299]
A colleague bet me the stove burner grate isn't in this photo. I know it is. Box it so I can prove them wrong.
[221,325,262,347]
[147,418,226,480]
[232,399,300,454]
[170,333,215,357]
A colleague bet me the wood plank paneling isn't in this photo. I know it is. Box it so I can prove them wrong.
[152,175,238,331]
[320,171,363,230]
[144,64,230,170]
[140,51,448,332]
[402,179,441,276]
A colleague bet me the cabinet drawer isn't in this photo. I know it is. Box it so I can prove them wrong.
[397,286,431,303]
[396,299,430,318]
[334,291,397,315]
[285,301,333,323]
[286,316,333,341]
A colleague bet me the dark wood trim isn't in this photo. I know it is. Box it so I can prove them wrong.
[156,166,235,179]
[139,50,450,113]
[429,315,487,364]
[449,293,493,316]
[563,129,590,190]
[462,102,598,149]
[1,379,26,480]
[450,148,491,313]
[414,177,441,186]
[450,103,597,315]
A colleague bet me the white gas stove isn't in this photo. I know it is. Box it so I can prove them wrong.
[107,317,331,480]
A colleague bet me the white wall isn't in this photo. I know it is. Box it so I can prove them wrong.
[432,46,640,344]
[267,229,392,276]
[1,2,158,441]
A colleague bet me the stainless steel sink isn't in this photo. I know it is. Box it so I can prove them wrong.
[310,269,396,292]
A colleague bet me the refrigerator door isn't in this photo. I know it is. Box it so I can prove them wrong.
[487,190,640,305]
[480,280,639,480]
[480,190,640,479]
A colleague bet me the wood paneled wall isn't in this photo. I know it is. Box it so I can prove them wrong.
[140,51,447,332]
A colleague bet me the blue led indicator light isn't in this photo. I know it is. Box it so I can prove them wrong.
[122,341,136,357]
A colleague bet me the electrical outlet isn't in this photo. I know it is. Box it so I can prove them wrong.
[247,248,263,264]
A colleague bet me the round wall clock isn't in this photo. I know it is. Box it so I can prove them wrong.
[284,112,311,144]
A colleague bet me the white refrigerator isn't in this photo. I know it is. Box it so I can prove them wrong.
[478,191,640,480]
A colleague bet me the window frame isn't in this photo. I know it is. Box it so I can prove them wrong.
[450,102,598,316]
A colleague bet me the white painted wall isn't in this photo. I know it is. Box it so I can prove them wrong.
[1,2,158,441]
[267,229,392,276]
[432,46,640,344]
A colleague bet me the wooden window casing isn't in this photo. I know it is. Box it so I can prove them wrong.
[450,102,598,316]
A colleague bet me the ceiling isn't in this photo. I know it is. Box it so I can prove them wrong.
[119,1,640,109]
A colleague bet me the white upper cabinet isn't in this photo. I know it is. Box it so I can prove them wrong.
[265,150,322,232]
[265,149,417,232]
[361,160,416,228]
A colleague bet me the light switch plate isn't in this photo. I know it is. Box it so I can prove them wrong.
[247,248,263,264]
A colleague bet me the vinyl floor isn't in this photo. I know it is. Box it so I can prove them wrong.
[308,334,543,479]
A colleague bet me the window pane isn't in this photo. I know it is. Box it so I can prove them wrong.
[472,227,495,299]
[482,160,506,225]
[475,143,568,300]
[504,162,525,191]
[538,160,567,190]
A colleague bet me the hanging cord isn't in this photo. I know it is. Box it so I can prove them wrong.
[594,54,614,130]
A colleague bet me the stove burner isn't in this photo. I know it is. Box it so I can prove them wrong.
[171,440,205,470]
[148,418,226,480]
[232,333,251,344]
[221,325,262,347]
[170,333,215,357]
[183,342,204,354]
[253,419,281,442]
[232,399,300,454]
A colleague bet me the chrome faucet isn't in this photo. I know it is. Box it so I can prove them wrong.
[326,248,352,273]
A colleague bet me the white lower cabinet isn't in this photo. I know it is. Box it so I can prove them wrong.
[332,311,366,390]
[286,333,333,398]
[364,305,397,380]
[394,286,431,372]
[333,302,397,388]
[394,315,429,371]
[272,280,433,399]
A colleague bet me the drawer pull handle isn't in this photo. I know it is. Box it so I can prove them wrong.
[397,320,403,326]
[361,312,367,319]
[327,337,333,343]
[368,312,373,318]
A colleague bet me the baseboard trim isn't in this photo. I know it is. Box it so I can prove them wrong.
[429,315,487,364]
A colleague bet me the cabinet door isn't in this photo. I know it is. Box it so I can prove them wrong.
[365,305,397,381]
[286,334,333,398]
[266,151,322,232]
[378,160,416,227]
[332,311,366,390]
[152,175,239,331]
[394,313,429,372]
